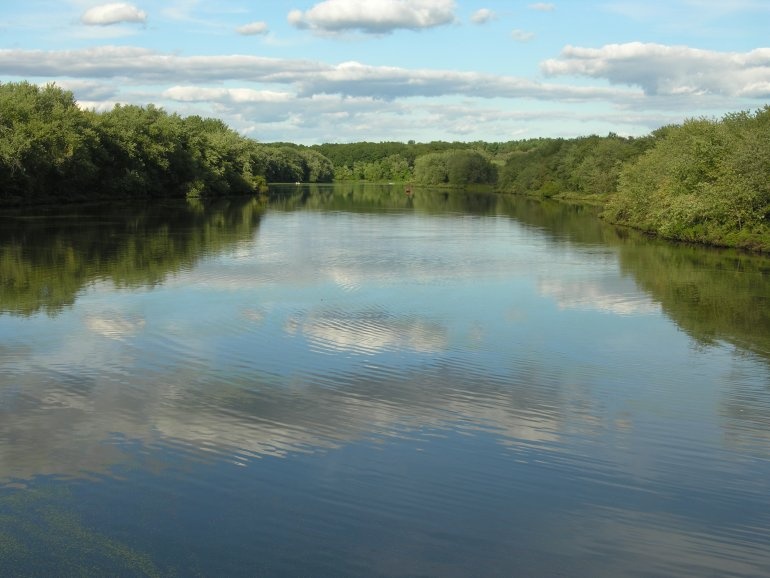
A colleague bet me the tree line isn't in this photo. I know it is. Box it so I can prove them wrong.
[2,81,768,251]
[311,140,534,185]
[0,82,334,204]
[604,109,770,251]
[315,111,769,252]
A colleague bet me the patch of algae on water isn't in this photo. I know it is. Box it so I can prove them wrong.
[0,485,164,577]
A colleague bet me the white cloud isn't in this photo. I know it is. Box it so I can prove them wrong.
[529,2,555,11]
[236,21,268,35]
[53,79,119,101]
[162,86,292,103]
[471,8,495,24]
[542,42,770,97]
[511,29,535,42]
[81,3,147,26]
[287,0,456,33]
[0,46,321,82]
[3,41,765,143]
[294,60,636,101]
[0,46,638,103]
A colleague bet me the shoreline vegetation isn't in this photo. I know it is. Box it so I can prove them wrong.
[2,81,768,252]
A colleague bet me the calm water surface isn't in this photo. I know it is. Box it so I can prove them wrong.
[1,185,770,576]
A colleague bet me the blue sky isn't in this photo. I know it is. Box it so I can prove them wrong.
[1,1,769,144]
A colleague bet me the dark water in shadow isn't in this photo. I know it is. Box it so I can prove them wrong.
[1,186,769,576]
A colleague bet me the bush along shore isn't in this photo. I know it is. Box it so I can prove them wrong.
[2,81,768,252]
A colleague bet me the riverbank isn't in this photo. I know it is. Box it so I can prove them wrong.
[3,81,767,252]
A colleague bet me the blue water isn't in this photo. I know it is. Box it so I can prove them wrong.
[1,187,769,576]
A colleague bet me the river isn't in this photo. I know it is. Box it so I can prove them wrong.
[1,184,769,576]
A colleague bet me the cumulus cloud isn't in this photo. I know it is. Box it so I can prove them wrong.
[236,21,269,35]
[511,29,535,42]
[529,2,555,10]
[541,42,770,97]
[81,2,147,26]
[471,8,496,24]
[287,0,456,33]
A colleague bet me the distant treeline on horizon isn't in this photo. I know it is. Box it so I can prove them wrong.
[1,81,769,251]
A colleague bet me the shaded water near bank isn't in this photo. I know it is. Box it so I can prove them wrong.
[1,185,769,576]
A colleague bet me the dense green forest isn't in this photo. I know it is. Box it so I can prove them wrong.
[310,110,770,251]
[1,81,768,251]
[310,140,503,183]
[0,82,333,204]
[604,109,770,251]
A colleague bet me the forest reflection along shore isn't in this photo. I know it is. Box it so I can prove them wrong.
[0,196,264,315]
[2,186,769,364]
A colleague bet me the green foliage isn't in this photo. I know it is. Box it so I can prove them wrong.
[316,141,513,184]
[0,82,101,202]
[497,134,652,199]
[259,145,334,183]
[312,141,417,168]
[604,107,770,251]
[616,239,770,357]
[413,149,496,186]
[0,82,328,204]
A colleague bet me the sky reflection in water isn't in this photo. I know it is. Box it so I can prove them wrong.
[1,189,769,576]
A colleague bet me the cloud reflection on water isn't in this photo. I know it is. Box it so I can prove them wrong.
[538,277,660,316]
[0,345,568,481]
[285,308,449,354]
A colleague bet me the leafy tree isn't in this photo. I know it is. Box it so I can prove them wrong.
[413,149,496,186]
[0,82,100,202]
[0,82,328,204]
[604,107,770,251]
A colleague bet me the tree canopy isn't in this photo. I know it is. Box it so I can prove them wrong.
[604,107,770,251]
[0,82,334,205]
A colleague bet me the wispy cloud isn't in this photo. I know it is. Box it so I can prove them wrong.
[0,46,638,102]
[606,0,769,21]
[529,3,556,11]
[162,86,293,104]
[511,29,535,42]
[236,21,268,36]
